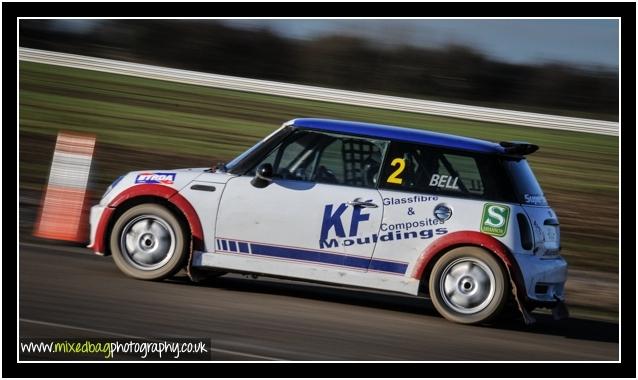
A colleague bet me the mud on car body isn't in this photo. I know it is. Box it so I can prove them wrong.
[89,118,568,324]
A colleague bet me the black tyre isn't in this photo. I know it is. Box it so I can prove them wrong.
[110,203,188,280]
[429,246,507,324]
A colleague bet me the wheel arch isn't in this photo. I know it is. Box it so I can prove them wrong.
[94,185,204,256]
[413,231,525,302]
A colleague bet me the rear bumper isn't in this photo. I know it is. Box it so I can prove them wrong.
[513,253,568,303]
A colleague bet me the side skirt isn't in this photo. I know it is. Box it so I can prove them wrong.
[191,250,420,296]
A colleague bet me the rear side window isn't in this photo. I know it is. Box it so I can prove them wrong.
[504,159,548,206]
[379,142,515,202]
[437,154,484,195]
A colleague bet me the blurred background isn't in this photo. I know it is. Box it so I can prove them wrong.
[21,19,619,119]
[19,19,619,320]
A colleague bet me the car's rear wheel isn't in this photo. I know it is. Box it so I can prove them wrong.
[429,246,507,324]
[110,203,188,280]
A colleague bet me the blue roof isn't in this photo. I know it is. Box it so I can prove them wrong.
[290,118,505,154]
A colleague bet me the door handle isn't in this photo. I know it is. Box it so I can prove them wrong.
[347,198,378,208]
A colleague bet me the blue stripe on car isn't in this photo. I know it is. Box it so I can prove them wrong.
[249,243,407,274]
[250,243,369,268]
[215,238,408,274]
[368,259,410,274]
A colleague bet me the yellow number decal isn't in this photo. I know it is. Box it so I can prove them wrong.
[387,158,405,184]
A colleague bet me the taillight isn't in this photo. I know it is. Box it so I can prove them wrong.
[517,213,533,251]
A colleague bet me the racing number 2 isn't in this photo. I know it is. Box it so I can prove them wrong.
[386,158,405,184]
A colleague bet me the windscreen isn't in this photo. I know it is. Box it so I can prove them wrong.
[504,158,548,206]
[225,125,293,174]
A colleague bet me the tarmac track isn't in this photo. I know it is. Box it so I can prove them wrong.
[18,242,618,361]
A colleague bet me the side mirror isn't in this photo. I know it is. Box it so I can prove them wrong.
[251,163,273,188]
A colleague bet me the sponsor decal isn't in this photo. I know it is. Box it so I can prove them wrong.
[381,218,443,231]
[383,195,438,206]
[524,193,547,205]
[386,157,406,184]
[429,174,459,189]
[480,203,510,237]
[135,172,176,185]
[433,203,453,222]
[319,202,447,249]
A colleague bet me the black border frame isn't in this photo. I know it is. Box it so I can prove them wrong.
[6,2,635,378]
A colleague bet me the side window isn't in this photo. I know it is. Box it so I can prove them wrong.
[314,139,344,184]
[251,131,318,180]
[379,142,503,199]
[250,130,387,188]
[276,138,307,170]
[437,154,484,195]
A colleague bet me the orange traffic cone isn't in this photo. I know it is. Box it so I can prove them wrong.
[34,132,96,243]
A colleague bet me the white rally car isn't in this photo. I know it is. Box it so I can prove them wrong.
[89,118,568,324]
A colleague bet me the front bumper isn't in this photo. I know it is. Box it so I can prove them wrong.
[88,204,108,255]
[513,253,568,303]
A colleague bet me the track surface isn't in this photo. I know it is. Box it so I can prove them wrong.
[19,242,618,361]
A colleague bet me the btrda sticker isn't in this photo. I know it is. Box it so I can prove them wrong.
[135,172,176,185]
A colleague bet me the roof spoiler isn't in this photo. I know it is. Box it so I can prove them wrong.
[499,141,539,155]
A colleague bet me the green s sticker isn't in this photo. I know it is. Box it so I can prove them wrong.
[480,203,510,237]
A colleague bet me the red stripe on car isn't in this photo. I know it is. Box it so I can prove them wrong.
[411,230,514,280]
[90,185,204,254]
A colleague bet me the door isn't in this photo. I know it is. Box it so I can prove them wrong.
[215,129,388,273]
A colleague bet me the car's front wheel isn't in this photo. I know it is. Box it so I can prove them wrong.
[110,203,188,280]
[429,246,508,324]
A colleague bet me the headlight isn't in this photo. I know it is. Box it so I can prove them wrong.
[102,175,124,198]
